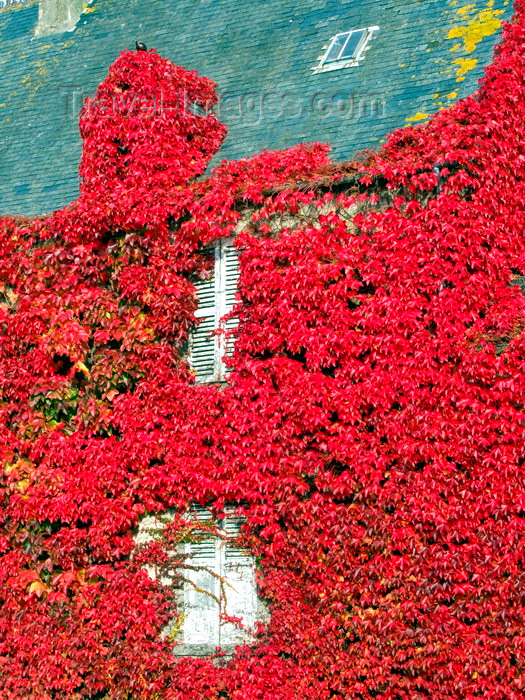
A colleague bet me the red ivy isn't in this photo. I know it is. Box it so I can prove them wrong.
[1,5,525,696]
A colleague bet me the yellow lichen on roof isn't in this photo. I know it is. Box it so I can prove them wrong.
[0,1,36,12]
[82,1,97,14]
[456,3,477,16]
[452,56,478,78]
[447,1,504,53]
[405,112,430,123]
[15,59,52,111]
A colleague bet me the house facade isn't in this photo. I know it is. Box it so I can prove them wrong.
[1,0,525,692]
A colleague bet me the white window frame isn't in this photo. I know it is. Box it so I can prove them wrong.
[177,506,262,656]
[189,238,239,383]
[313,26,379,73]
[134,506,266,658]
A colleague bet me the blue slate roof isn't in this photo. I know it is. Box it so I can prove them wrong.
[0,0,513,216]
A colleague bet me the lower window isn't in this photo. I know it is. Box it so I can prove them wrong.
[135,506,267,657]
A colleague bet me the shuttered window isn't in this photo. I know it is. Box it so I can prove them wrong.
[180,506,258,649]
[134,506,263,656]
[189,239,240,383]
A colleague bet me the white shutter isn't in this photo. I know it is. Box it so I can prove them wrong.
[189,315,217,381]
[220,515,258,646]
[221,241,240,371]
[190,249,218,382]
[182,507,221,646]
[189,240,240,382]
[224,241,240,312]
[223,515,252,566]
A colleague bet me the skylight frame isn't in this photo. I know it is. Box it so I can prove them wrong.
[313,26,379,73]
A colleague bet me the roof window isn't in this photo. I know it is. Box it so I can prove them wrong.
[314,26,379,73]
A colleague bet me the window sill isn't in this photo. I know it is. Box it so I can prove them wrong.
[173,642,245,660]
[311,58,362,74]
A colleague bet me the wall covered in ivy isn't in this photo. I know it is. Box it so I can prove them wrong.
[1,2,525,697]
